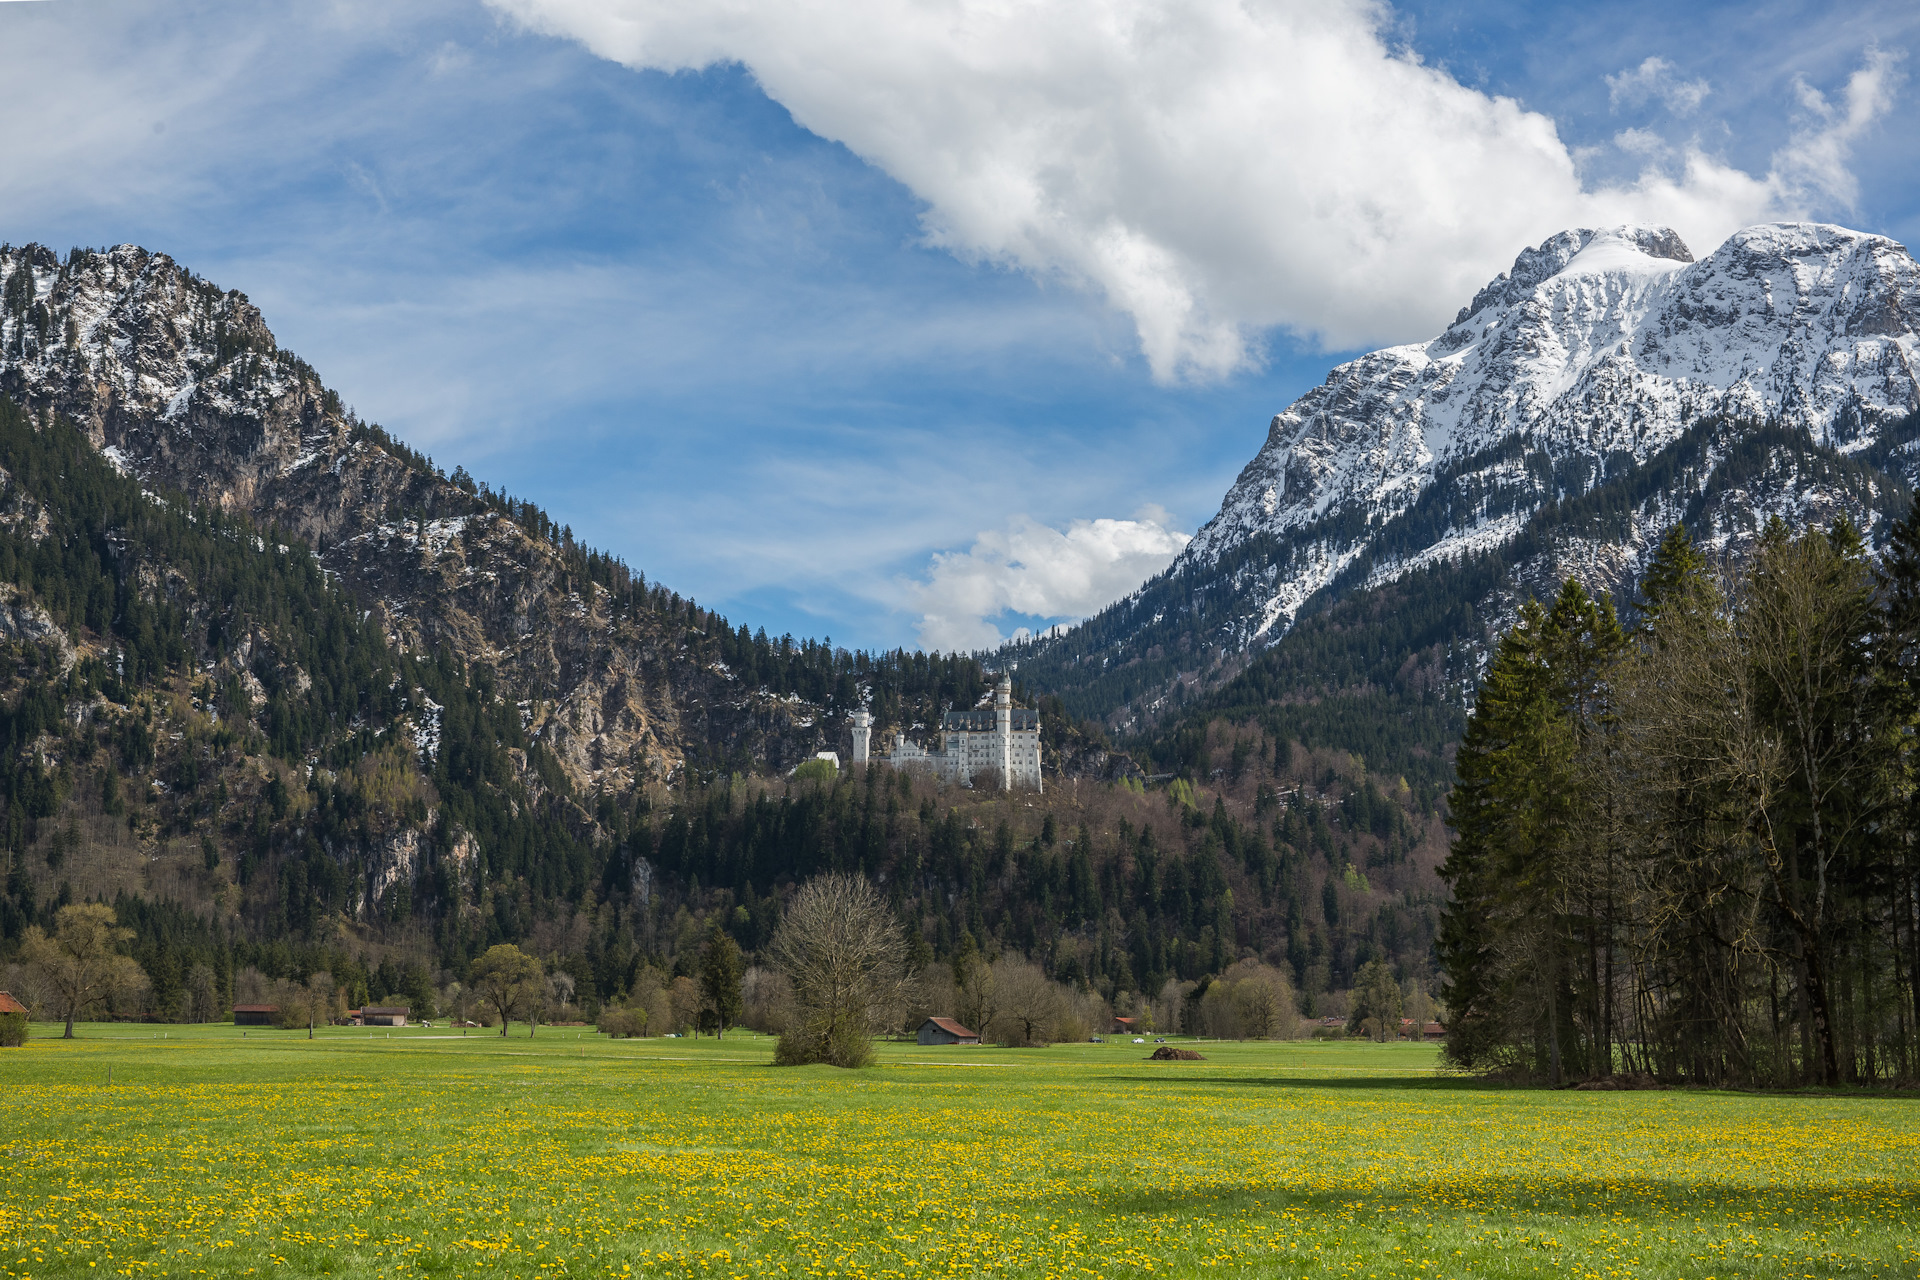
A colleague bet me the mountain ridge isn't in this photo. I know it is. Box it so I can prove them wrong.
[1012,221,1919,748]
[0,241,990,794]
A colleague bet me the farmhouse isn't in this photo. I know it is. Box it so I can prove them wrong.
[1111,1016,1139,1034]
[886,676,1042,791]
[0,990,24,1047]
[917,1017,979,1046]
[363,1005,409,1026]
[232,1004,279,1026]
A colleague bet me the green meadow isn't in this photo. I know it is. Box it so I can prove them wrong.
[2,1026,1915,1280]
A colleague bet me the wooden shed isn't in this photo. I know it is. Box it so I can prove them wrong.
[233,1004,279,1026]
[0,992,27,1015]
[916,1016,979,1046]
[363,1005,409,1027]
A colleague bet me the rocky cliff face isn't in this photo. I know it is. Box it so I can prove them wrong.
[0,242,835,795]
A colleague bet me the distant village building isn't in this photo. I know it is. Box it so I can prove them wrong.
[917,1017,980,1046]
[233,1004,279,1026]
[887,676,1042,791]
[363,1006,409,1027]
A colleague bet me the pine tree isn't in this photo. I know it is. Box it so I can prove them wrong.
[699,921,744,1038]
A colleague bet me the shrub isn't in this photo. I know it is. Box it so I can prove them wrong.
[0,1011,26,1047]
[597,1005,647,1038]
[774,1019,871,1068]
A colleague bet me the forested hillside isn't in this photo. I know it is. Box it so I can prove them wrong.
[0,393,1443,1027]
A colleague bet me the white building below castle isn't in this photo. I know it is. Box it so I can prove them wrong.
[851,676,1042,791]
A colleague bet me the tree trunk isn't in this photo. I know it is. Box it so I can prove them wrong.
[64,1010,74,1039]
[1546,976,1562,1087]
[500,1010,510,1038]
[1803,947,1841,1086]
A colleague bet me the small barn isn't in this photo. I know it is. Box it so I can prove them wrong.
[1111,1016,1138,1035]
[917,1016,979,1046]
[233,1004,279,1026]
[363,1005,409,1027]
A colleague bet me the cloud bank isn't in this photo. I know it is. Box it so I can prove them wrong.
[907,510,1190,652]
[489,0,1901,383]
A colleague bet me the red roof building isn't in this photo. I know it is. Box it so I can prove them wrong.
[916,1016,980,1046]
[0,992,27,1015]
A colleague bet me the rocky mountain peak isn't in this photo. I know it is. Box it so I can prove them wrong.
[1012,221,1920,733]
[0,241,850,798]
[1453,225,1695,328]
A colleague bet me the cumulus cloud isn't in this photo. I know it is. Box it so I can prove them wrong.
[906,508,1190,652]
[487,0,1902,384]
[1606,56,1711,115]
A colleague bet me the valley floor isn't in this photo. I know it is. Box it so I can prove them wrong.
[3,1028,1916,1278]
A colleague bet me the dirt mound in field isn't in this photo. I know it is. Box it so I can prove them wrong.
[1574,1073,1666,1090]
[1148,1046,1206,1061]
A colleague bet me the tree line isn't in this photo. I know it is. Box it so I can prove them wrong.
[1442,515,1920,1086]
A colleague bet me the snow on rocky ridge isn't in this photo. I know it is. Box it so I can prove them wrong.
[0,240,843,794]
[1183,222,1920,635]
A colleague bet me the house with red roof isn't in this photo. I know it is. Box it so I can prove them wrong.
[916,1016,979,1046]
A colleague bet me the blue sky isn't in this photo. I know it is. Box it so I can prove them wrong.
[1,0,1914,652]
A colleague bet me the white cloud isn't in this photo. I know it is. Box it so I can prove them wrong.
[906,508,1190,652]
[1773,46,1905,209]
[1606,56,1711,115]
[487,0,1902,384]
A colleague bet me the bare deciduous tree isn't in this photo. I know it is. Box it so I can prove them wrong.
[770,873,905,1067]
[993,958,1059,1046]
[954,947,998,1044]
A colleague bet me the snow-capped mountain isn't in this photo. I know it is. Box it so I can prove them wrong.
[1012,223,1920,731]
[1188,222,1918,635]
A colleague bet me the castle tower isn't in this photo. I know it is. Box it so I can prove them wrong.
[851,707,872,764]
[994,675,1013,791]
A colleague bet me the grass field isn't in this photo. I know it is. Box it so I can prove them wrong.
[2,1025,1915,1280]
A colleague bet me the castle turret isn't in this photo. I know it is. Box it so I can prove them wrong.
[851,707,872,764]
[995,675,1013,791]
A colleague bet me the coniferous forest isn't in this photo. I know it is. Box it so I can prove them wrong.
[0,393,1447,1030]
[1442,516,1920,1086]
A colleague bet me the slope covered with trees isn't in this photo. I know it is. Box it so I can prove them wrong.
[1441,517,1920,1086]
[0,392,1441,1032]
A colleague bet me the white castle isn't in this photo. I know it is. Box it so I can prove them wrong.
[851,675,1042,791]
